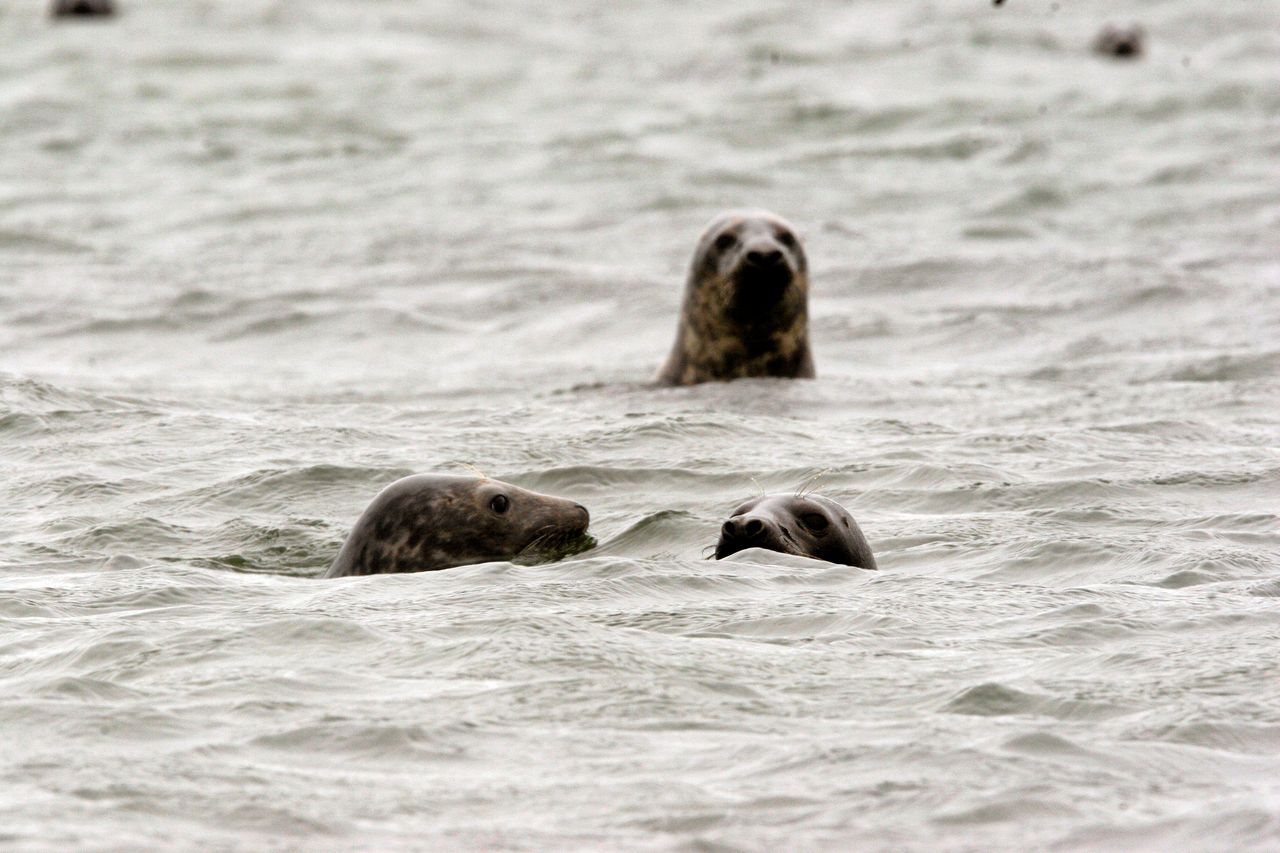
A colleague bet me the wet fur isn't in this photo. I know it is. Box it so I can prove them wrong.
[658,210,815,386]
[714,493,876,569]
[326,475,590,577]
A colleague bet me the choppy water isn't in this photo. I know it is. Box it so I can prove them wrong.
[2,0,1279,849]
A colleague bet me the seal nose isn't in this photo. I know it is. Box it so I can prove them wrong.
[573,503,590,524]
[722,516,767,542]
[745,247,784,268]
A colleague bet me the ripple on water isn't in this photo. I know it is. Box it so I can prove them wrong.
[942,682,1135,722]
[1,0,1278,848]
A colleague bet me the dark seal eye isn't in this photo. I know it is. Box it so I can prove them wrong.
[714,232,737,253]
[776,230,797,248]
[801,512,828,532]
[489,494,509,514]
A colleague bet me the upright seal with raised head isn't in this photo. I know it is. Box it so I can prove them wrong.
[657,210,815,386]
[325,474,592,578]
[714,492,876,569]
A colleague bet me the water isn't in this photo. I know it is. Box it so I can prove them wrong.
[2,0,1278,849]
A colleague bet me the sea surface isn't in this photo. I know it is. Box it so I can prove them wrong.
[2,0,1278,850]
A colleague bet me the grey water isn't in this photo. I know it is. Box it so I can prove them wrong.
[2,0,1279,849]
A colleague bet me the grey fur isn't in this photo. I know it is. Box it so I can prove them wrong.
[326,475,590,578]
[714,492,876,569]
[658,210,815,386]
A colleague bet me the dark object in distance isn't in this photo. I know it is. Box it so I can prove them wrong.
[52,0,115,17]
[1093,23,1145,59]
[657,210,815,386]
[715,492,877,569]
[325,474,592,577]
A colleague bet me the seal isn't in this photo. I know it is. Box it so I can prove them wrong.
[325,474,592,578]
[657,210,815,386]
[714,492,876,569]
[1092,24,1145,59]
[51,0,116,17]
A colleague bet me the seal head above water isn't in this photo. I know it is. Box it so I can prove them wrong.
[714,492,876,569]
[657,210,815,386]
[325,474,592,578]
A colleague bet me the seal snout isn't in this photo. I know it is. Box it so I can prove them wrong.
[717,513,781,558]
[732,242,795,313]
[744,246,785,270]
[722,516,765,539]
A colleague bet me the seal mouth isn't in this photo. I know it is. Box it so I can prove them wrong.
[512,519,595,566]
[714,522,803,561]
[714,534,803,560]
[731,260,795,317]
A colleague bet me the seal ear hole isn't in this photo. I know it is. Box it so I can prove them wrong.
[714,233,737,253]
[801,512,829,532]
[489,494,510,514]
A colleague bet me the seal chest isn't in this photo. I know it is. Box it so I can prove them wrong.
[657,210,816,386]
[326,474,592,578]
[714,492,876,569]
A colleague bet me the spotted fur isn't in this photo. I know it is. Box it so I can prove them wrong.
[658,210,816,386]
[326,475,591,577]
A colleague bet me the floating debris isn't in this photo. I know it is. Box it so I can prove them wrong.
[51,0,115,18]
[1093,23,1146,59]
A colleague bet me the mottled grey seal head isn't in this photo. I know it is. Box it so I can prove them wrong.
[325,474,592,578]
[1093,23,1145,59]
[714,492,877,570]
[51,0,115,17]
[657,210,815,386]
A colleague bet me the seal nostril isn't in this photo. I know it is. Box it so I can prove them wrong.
[745,519,764,537]
[722,520,738,537]
[746,248,782,267]
[746,249,784,268]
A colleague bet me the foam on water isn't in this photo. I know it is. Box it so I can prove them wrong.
[2,0,1279,850]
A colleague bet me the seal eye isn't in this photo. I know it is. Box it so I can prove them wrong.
[801,513,828,532]
[776,230,797,248]
[489,494,509,514]
[714,233,737,253]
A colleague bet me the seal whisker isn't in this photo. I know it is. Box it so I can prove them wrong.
[513,521,595,565]
[711,490,877,570]
[458,462,489,479]
[325,474,593,577]
[796,468,829,498]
